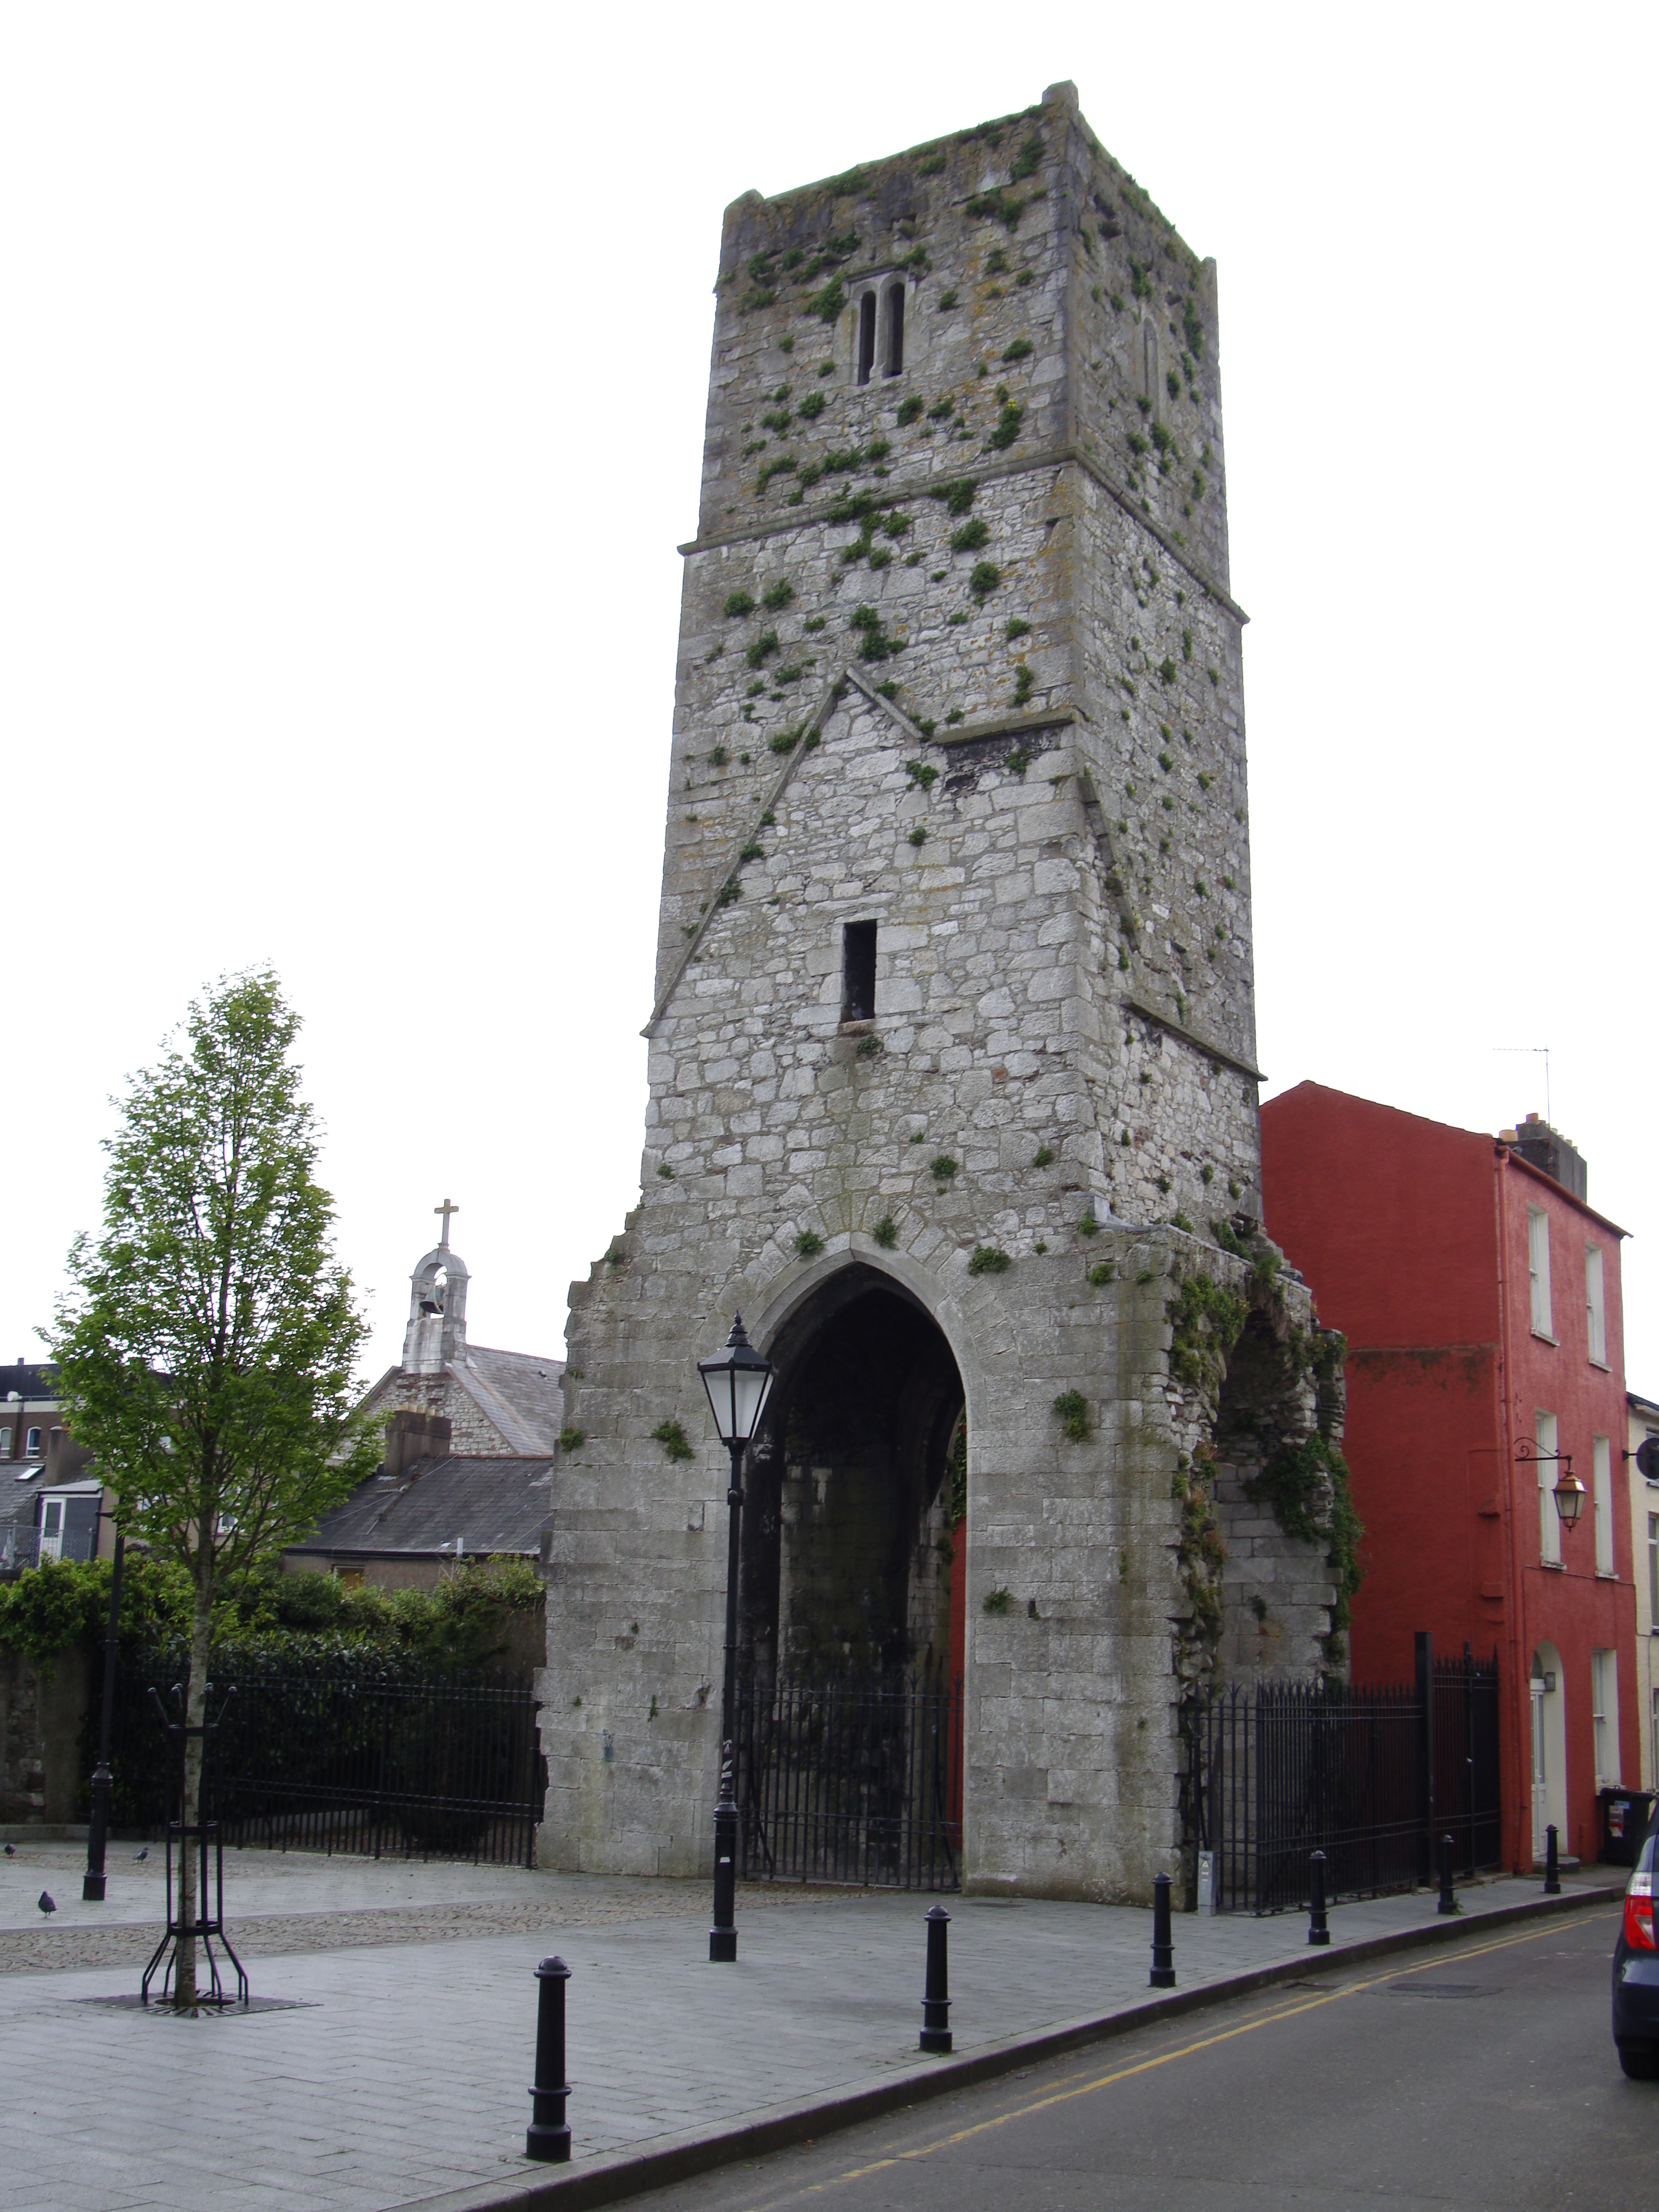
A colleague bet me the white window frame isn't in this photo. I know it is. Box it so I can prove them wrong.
[1537,1410,1561,1564]
[1586,1244,1607,1366]
[24,1425,41,1456]
[1593,1647,1621,1786]
[38,1495,64,1561]
[1649,1511,1659,1624]
[1594,1434,1613,1574]
[1528,1207,1553,1338]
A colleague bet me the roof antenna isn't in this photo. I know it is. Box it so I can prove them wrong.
[1494,1045,1551,1126]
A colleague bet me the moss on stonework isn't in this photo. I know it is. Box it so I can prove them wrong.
[1167,1273,1247,1397]
[1173,1444,1226,1655]
[1247,1431,1364,1638]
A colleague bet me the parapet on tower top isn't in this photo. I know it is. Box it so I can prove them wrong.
[695,78,1231,598]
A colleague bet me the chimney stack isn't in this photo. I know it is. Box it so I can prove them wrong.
[383,1409,452,1479]
[1499,1113,1588,1202]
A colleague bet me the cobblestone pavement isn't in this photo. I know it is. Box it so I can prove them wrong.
[0,1852,1618,2212]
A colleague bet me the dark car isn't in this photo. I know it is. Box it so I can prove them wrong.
[1613,1808,1659,2077]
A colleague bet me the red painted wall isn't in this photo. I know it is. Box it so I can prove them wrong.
[1262,1082,1638,1871]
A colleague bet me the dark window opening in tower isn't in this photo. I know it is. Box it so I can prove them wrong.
[1142,322,1158,407]
[842,920,877,1023]
[883,284,904,377]
[857,291,877,386]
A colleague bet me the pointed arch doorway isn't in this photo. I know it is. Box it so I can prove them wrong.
[737,1263,966,1888]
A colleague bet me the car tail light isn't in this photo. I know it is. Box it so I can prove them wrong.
[1624,1871,1655,1952]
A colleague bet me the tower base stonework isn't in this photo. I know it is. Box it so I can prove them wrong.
[537,87,1345,1901]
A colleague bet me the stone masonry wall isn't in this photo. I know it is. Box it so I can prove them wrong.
[539,86,1340,1901]
[356,1370,515,1458]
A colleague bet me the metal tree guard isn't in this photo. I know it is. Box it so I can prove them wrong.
[140,1682,249,2008]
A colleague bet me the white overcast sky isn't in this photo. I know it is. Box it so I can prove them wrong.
[4,4,1654,1387]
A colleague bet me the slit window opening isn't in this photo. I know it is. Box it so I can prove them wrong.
[857,292,876,386]
[883,284,905,377]
[842,921,877,1023]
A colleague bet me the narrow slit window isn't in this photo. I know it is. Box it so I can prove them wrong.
[856,292,877,386]
[842,921,877,1023]
[883,284,905,376]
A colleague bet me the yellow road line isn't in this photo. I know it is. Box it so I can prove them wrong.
[732,1907,1618,2212]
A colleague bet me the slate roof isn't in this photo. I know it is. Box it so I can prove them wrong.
[357,1346,565,1456]
[289,1455,554,1559]
[0,1364,61,1403]
[452,1346,565,1453]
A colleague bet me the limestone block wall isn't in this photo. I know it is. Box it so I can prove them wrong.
[357,1370,514,1458]
[0,1644,94,1825]
[539,85,1344,1902]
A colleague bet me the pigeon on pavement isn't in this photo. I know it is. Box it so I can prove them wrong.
[3,1843,13,1856]
[37,1892,56,1916]
[134,1848,149,1861]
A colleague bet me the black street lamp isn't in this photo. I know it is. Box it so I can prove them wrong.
[698,1313,775,1964]
[83,1520,125,1902]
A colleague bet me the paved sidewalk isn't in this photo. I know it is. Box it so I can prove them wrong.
[0,1846,1621,2212]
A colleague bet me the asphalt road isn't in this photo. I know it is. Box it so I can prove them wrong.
[639,1905,1646,2212]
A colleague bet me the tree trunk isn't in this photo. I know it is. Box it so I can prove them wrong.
[174,1581,213,2011]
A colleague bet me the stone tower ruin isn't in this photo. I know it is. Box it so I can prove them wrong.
[540,83,1348,1901]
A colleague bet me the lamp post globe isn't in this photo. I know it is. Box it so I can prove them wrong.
[1552,1465,1587,1531]
[697,1314,775,1963]
[698,1313,775,1447]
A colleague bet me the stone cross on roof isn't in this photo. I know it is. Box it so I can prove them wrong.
[434,1198,460,1249]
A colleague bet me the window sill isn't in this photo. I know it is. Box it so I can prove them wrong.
[1539,1557,1566,1570]
[1531,1331,1559,1347]
[1589,1358,1612,1373]
[1596,1569,1620,1580]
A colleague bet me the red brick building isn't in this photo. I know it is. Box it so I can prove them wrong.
[1260,1084,1636,1872]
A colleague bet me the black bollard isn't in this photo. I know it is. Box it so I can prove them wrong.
[710,1741,738,1964]
[1308,1850,1330,1946]
[1150,1871,1176,1987]
[526,1954,572,2163]
[1544,1823,1561,1896]
[920,1904,953,2053]
[1437,1832,1456,1915]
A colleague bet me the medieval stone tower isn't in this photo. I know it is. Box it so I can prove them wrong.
[540,84,1347,1901]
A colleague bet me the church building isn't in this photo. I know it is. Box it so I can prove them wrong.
[353,1202,566,1456]
[286,1206,565,1591]
[540,86,1347,1904]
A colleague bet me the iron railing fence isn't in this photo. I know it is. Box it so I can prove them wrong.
[737,1664,963,1890]
[1187,1652,1500,1915]
[1,1524,98,1570]
[106,1649,544,1867]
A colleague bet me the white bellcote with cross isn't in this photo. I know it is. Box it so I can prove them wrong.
[401,1199,471,1376]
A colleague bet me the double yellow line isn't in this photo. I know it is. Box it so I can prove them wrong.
[738,1909,1618,2210]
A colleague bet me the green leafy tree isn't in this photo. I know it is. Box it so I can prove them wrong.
[49,971,377,2009]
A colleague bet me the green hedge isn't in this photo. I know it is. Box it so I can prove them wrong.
[0,1555,543,1677]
